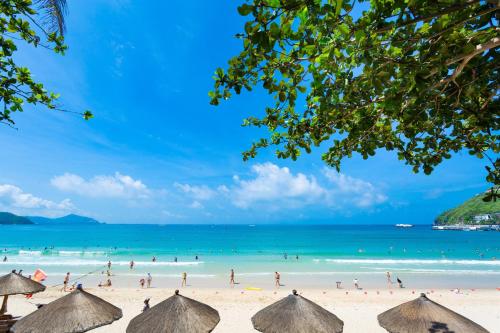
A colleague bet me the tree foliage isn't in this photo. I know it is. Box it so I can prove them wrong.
[0,0,92,127]
[210,0,500,200]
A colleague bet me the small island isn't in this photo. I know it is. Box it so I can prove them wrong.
[434,190,500,231]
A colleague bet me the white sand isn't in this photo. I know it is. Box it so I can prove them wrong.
[6,287,500,332]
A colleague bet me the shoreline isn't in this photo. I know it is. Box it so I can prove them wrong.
[7,287,499,333]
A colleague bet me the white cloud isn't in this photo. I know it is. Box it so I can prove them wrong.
[231,163,325,208]
[322,168,387,207]
[174,183,216,201]
[189,201,203,209]
[51,172,150,199]
[0,184,74,215]
[171,163,387,213]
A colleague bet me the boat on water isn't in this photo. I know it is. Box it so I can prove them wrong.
[395,224,413,228]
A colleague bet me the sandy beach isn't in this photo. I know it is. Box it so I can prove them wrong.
[6,287,500,332]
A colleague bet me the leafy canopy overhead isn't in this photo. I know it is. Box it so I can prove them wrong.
[0,0,92,127]
[210,0,500,200]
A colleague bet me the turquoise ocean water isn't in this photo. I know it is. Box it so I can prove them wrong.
[1,224,499,288]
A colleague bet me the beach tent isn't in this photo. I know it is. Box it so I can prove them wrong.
[251,290,344,333]
[126,290,220,333]
[0,272,46,314]
[11,285,122,333]
[377,293,489,333]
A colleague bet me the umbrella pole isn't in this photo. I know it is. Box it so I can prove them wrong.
[0,295,8,314]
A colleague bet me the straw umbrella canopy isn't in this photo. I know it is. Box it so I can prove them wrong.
[11,286,122,333]
[126,290,220,333]
[0,272,46,314]
[377,293,489,333]
[251,290,344,333]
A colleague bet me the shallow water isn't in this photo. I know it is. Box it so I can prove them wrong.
[1,224,499,288]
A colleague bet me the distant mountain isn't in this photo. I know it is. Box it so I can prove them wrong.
[26,214,102,225]
[0,212,34,225]
[435,191,500,225]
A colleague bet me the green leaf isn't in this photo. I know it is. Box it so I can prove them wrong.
[237,4,254,16]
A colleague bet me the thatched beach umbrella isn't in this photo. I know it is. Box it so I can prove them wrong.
[0,272,46,314]
[251,290,344,333]
[377,293,489,333]
[11,285,122,333]
[126,290,220,333]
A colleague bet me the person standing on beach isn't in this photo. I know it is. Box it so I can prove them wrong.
[354,278,360,289]
[142,298,150,312]
[2,256,6,262]
[139,278,145,288]
[62,272,70,292]
[147,273,152,288]
[130,260,134,269]
[181,272,187,287]
[386,271,392,287]
[230,269,235,286]
[107,261,112,270]
[275,272,281,287]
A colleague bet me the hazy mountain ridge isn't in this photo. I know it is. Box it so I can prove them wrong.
[1,212,102,225]
[0,212,34,224]
[27,214,102,225]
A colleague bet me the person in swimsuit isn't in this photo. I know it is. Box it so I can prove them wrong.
[275,272,281,287]
[62,272,70,292]
[181,272,187,287]
[230,269,235,286]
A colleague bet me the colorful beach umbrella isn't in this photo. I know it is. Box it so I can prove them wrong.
[126,290,220,333]
[11,285,122,333]
[251,290,344,333]
[377,293,489,333]
[0,272,46,314]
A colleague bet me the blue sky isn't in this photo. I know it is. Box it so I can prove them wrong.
[0,0,490,224]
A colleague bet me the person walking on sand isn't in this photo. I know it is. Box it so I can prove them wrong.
[130,260,134,269]
[397,277,404,288]
[386,271,392,287]
[181,272,187,287]
[62,272,70,292]
[230,269,235,286]
[354,278,360,289]
[147,273,152,288]
[275,272,281,287]
[139,278,145,288]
